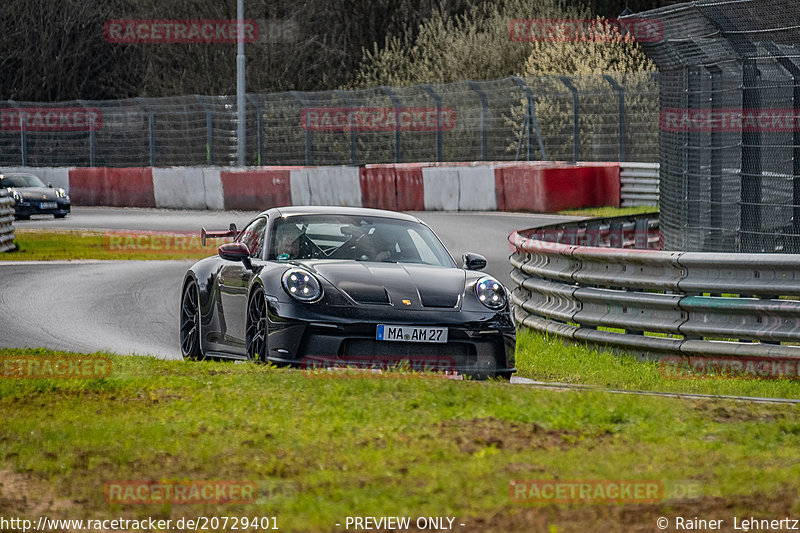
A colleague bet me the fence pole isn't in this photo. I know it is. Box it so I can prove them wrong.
[686,67,703,245]
[77,100,97,166]
[764,44,800,250]
[380,86,402,163]
[708,66,723,247]
[137,99,156,167]
[511,76,546,161]
[421,84,443,162]
[246,95,264,166]
[290,91,313,165]
[9,101,27,165]
[148,111,156,167]
[559,76,580,162]
[468,82,488,161]
[334,90,358,165]
[194,96,213,165]
[603,75,626,162]
[741,59,763,253]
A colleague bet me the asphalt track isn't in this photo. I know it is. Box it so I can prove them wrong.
[1,207,578,360]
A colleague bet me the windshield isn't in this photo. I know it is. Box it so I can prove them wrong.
[1,174,46,188]
[269,214,456,267]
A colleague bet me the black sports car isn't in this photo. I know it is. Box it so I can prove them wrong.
[180,206,516,379]
[1,172,70,219]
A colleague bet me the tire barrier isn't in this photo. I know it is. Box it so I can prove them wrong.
[619,162,659,207]
[0,190,15,253]
[3,162,622,212]
[509,213,800,359]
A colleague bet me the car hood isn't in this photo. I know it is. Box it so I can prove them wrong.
[10,187,59,201]
[305,261,466,309]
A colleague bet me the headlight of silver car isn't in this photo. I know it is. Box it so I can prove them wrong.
[475,276,507,310]
[56,188,68,199]
[281,268,322,302]
[11,190,22,202]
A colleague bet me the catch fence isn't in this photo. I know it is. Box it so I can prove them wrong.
[0,73,659,168]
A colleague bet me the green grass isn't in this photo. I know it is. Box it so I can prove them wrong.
[557,205,658,217]
[2,347,800,530]
[3,229,221,261]
[515,328,800,399]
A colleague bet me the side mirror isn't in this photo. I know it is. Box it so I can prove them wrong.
[47,182,53,188]
[219,242,252,269]
[462,252,487,271]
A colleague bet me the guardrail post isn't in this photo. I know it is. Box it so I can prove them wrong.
[380,86,403,163]
[634,217,649,249]
[421,84,443,162]
[468,82,488,161]
[603,75,626,162]
[559,76,580,163]
[334,90,358,165]
[290,91,313,166]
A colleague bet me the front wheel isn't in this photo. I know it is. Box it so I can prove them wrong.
[246,286,268,362]
[180,279,203,360]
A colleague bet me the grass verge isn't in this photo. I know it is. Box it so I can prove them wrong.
[2,347,800,531]
[557,205,658,217]
[515,328,800,399]
[4,229,221,261]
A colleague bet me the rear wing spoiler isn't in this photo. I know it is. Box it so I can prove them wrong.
[201,223,238,246]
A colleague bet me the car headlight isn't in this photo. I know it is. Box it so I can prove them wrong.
[475,276,507,310]
[56,188,68,199]
[282,268,322,302]
[11,190,22,202]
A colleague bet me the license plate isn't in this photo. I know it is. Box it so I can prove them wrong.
[376,324,448,343]
[39,202,57,209]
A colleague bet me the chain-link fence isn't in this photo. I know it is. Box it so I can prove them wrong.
[0,73,659,168]
[630,0,800,253]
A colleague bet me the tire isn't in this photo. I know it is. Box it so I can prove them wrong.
[54,213,67,219]
[246,286,268,362]
[180,279,204,360]
[15,215,30,220]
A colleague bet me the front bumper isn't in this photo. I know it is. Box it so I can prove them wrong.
[264,306,516,379]
[14,200,70,218]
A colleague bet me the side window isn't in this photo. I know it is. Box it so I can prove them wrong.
[238,217,268,259]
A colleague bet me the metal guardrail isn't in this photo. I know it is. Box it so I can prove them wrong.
[620,162,658,207]
[0,190,15,252]
[509,213,800,359]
